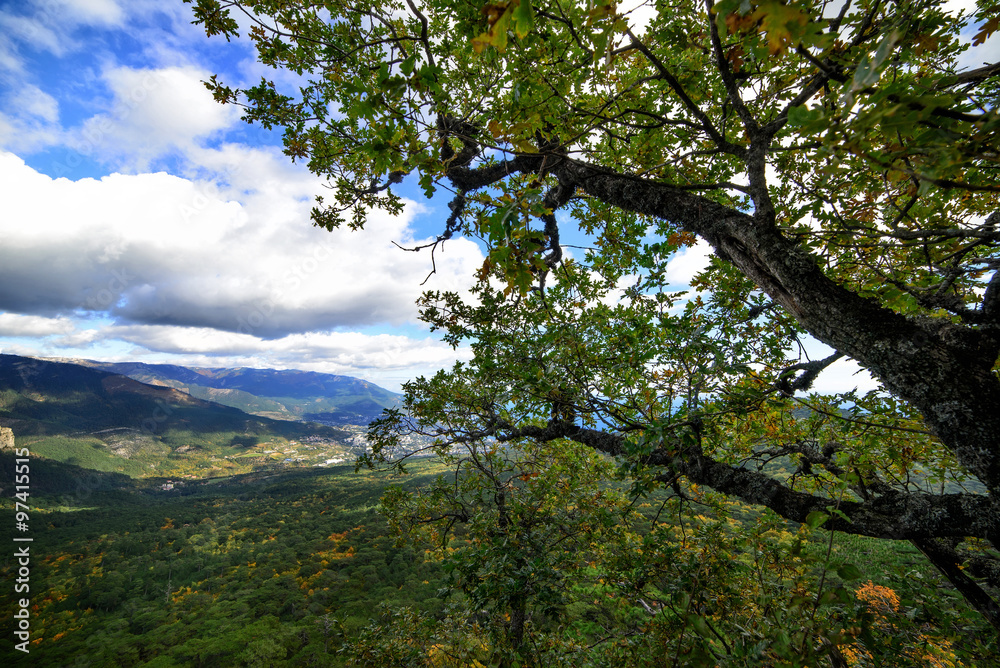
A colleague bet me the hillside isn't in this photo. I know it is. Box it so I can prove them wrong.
[0,452,450,668]
[75,359,402,424]
[1,357,993,667]
[2,450,992,667]
[0,354,352,478]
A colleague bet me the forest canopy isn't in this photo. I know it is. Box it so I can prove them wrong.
[186,0,1000,663]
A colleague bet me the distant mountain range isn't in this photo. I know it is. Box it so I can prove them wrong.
[72,359,403,425]
[0,354,345,433]
[0,354,407,480]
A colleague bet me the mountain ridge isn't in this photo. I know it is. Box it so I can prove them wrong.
[0,354,354,478]
[66,358,403,424]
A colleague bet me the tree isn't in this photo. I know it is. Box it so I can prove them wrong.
[187,0,1000,643]
[377,435,632,655]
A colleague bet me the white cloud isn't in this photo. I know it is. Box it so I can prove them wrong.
[0,39,24,74]
[103,325,468,370]
[793,338,880,396]
[0,0,123,60]
[55,0,124,26]
[0,11,68,58]
[0,152,482,339]
[0,82,61,153]
[810,356,881,395]
[14,84,60,123]
[52,328,103,347]
[0,109,61,155]
[75,65,240,168]
[619,0,658,34]
[943,0,979,17]
[665,240,714,287]
[0,313,75,337]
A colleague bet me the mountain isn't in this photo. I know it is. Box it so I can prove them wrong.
[0,354,352,478]
[75,359,403,425]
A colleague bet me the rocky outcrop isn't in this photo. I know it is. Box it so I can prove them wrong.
[0,427,14,450]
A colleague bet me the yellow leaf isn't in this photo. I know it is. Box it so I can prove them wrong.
[753,2,810,55]
[512,137,535,153]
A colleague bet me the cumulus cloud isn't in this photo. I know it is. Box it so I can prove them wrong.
[0,313,75,337]
[664,240,714,287]
[73,65,241,168]
[0,152,482,339]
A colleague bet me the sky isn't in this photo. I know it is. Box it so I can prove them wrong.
[0,0,995,394]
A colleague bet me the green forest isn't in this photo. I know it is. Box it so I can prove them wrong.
[2,456,445,667]
[176,0,1000,663]
[4,0,1000,665]
[2,445,997,667]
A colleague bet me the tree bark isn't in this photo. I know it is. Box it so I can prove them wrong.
[913,537,1000,633]
[495,421,999,544]
[508,592,526,653]
[552,158,1000,496]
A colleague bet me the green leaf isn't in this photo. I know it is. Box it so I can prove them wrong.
[805,511,829,529]
[512,0,533,38]
[837,562,863,581]
[787,104,819,127]
[588,0,616,23]
[400,53,417,75]
[828,506,853,524]
[754,0,811,55]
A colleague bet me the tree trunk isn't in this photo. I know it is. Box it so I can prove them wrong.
[509,592,526,652]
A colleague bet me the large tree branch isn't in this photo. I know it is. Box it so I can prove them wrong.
[913,537,1000,632]
[552,157,1000,491]
[944,62,1000,88]
[485,420,1000,544]
[774,351,845,396]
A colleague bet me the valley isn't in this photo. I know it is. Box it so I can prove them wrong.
[1,354,996,667]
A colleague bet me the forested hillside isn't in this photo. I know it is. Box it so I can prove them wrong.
[1,458,445,667]
[3,447,997,666]
[0,355,353,478]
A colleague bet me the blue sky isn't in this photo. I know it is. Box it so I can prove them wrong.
[0,0,994,393]
[0,0,492,391]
